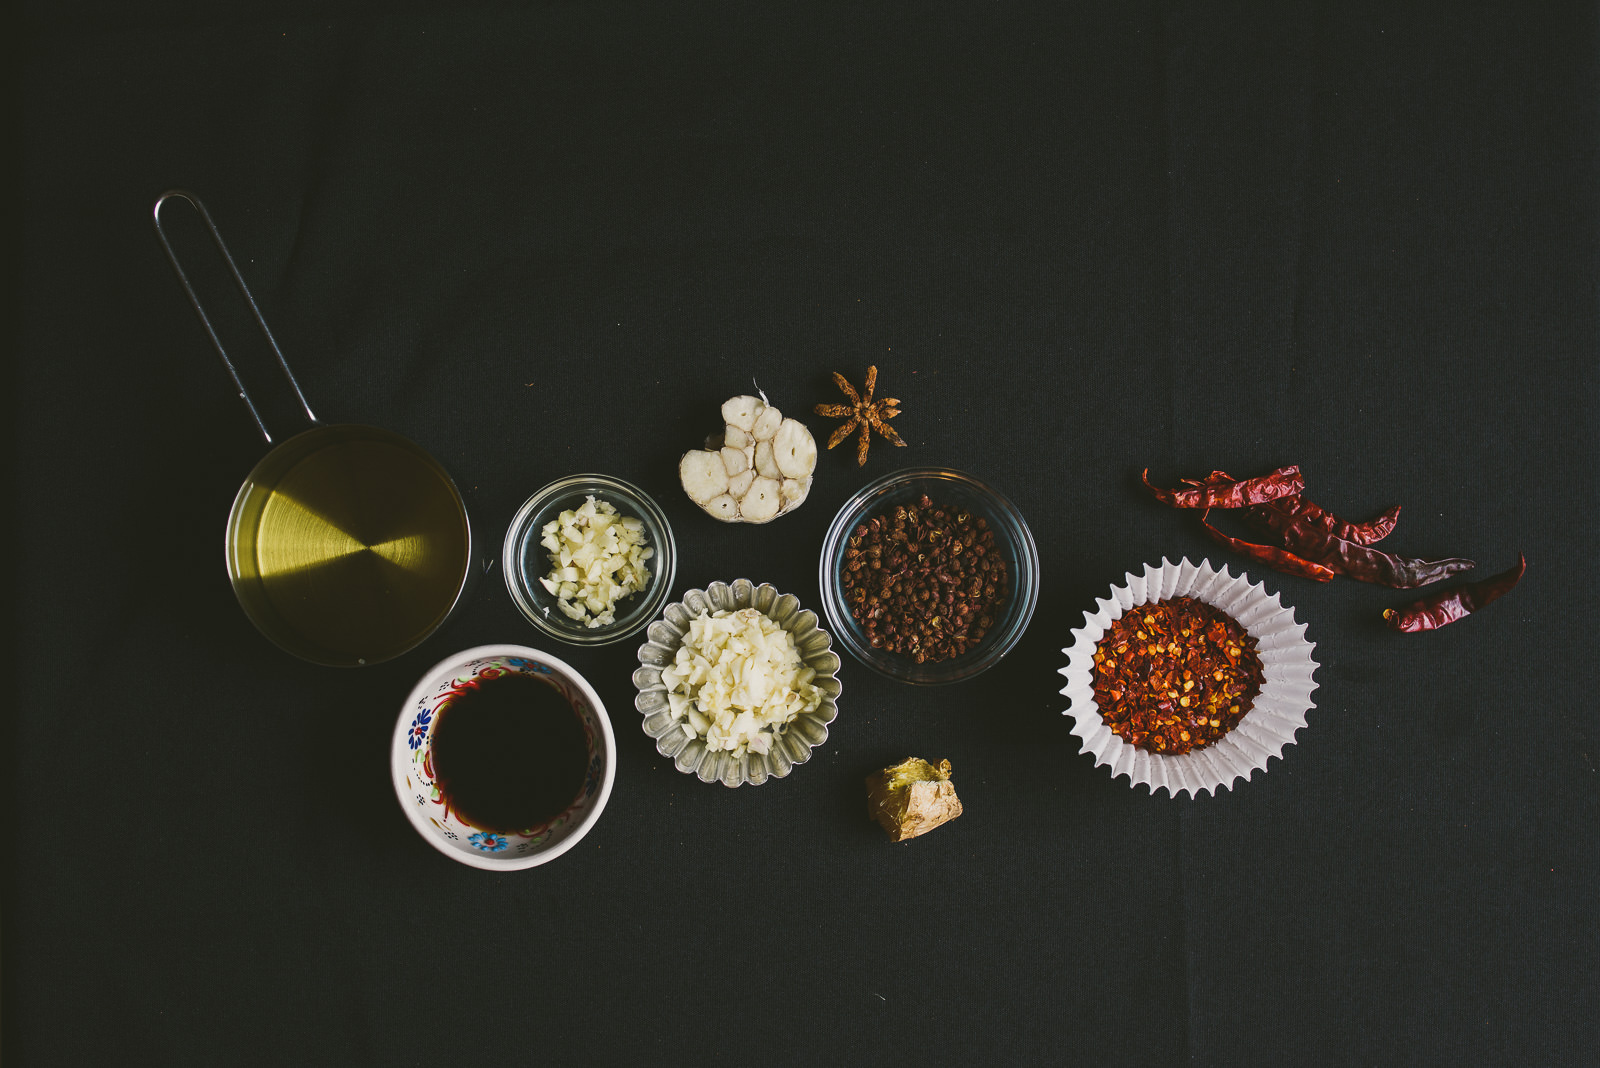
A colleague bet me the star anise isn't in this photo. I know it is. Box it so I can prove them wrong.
[815,365,905,466]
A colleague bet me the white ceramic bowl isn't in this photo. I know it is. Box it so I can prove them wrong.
[391,644,616,869]
[633,579,842,787]
[1059,558,1319,798]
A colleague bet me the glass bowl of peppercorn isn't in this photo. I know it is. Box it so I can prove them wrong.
[819,467,1041,684]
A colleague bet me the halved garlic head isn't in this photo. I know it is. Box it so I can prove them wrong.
[680,395,817,523]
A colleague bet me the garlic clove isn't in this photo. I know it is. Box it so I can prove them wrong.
[724,425,752,449]
[727,469,756,498]
[721,447,750,476]
[754,439,780,479]
[751,404,783,442]
[740,477,782,521]
[679,450,729,504]
[721,396,763,432]
[780,478,804,502]
[773,418,818,479]
[704,494,739,522]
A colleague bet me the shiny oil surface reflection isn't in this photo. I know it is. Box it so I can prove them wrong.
[227,426,471,666]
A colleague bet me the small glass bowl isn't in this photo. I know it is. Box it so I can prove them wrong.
[503,474,677,646]
[818,467,1040,684]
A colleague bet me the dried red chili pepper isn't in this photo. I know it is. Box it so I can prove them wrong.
[1180,470,1402,546]
[1092,597,1265,755]
[1199,509,1337,582]
[1143,466,1303,509]
[1247,518,1475,588]
[1243,496,1401,546]
[1150,465,1471,587]
[1383,554,1526,632]
[1164,469,1399,545]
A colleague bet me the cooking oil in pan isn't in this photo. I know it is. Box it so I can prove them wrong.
[226,425,471,666]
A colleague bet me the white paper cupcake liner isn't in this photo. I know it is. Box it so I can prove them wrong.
[1059,557,1319,798]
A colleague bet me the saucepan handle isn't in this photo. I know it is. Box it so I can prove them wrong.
[152,190,318,444]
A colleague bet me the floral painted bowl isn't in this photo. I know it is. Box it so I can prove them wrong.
[1059,558,1319,799]
[633,579,842,787]
[391,644,615,870]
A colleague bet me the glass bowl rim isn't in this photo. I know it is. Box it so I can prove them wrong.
[502,473,677,646]
[817,466,1040,684]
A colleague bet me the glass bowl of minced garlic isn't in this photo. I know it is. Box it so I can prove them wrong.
[503,474,677,646]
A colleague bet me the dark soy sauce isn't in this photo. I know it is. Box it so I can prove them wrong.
[430,673,589,833]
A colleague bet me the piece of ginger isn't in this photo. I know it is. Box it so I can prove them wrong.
[866,757,962,841]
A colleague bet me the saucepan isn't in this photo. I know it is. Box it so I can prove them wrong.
[154,191,472,667]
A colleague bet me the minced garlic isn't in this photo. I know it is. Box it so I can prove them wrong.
[537,495,653,627]
[660,607,823,756]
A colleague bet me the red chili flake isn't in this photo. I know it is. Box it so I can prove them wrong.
[1091,597,1265,756]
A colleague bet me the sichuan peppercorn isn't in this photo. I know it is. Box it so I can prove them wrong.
[840,494,1009,663]
[1091,597,1264,755]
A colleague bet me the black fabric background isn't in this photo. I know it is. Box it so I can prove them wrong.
[11,2,1597,1065]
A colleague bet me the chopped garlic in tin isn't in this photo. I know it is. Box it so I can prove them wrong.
[660,607,823,756]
